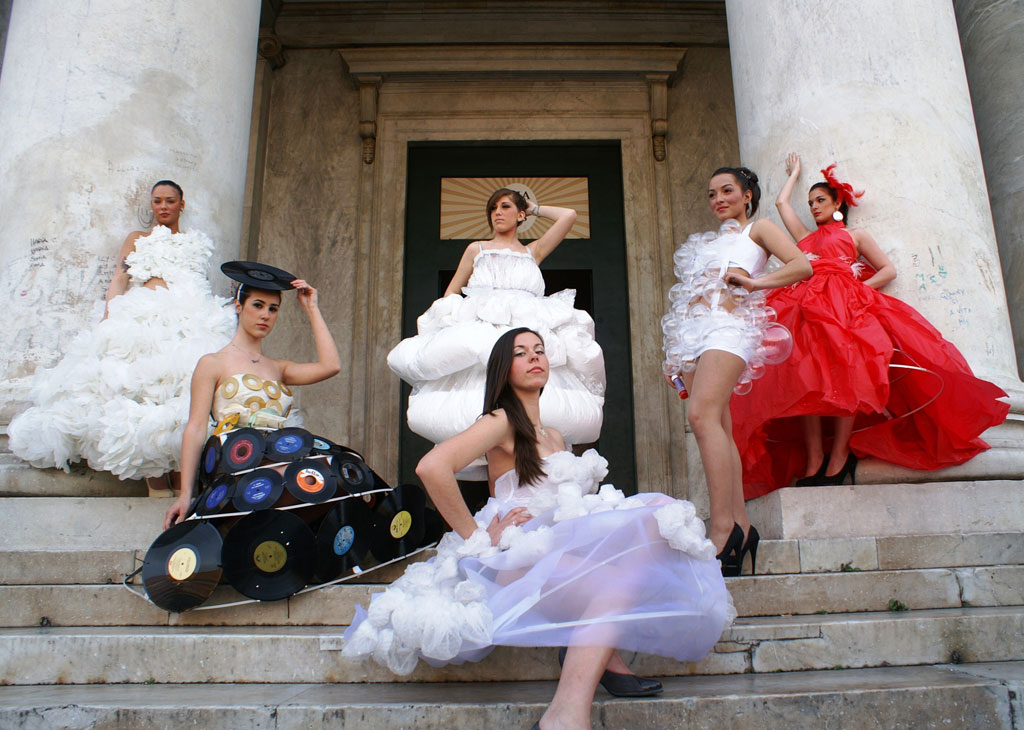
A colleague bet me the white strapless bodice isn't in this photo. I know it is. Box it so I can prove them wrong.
[464,248,544,296]
[125,226,217,287]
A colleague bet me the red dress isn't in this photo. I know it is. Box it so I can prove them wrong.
[732,222,1009,499]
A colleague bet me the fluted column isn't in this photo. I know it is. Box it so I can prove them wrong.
[0,0,260,417]
[724,0,1023,483]
[954,0,1024,380]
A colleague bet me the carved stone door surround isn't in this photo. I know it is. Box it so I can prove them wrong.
[341,45,690,497]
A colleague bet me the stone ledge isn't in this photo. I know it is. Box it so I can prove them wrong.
[747,479,1024,539]
[0,464,145,497]
[1,607,1020,685]
[0,663,1017,730]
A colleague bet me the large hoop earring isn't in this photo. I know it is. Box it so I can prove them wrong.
[832,210,844,221]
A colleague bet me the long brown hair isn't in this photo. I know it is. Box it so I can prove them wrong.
[483,327,546,485]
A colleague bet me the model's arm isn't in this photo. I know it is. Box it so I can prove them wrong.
[164,354,220,528]
[851,229,896,289]
[726,219,812,292]
[525,204,577,263]
[415,410,528,544]
[103,232,142,319]
[443,243,479,296]
[775,153,812,242]
[280,280,342,385]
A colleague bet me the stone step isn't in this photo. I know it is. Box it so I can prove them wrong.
[0,607,1020,685]
[6,493,1023,566]
[747,479,1024,540]
[4,564,1022,628]
[4,529,1022,586]
[0,464,145,497]
[0,662,1021,729]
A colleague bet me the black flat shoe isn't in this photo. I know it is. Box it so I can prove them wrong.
[717,523,744,577]
[556,647,663,697]
[599,670,664,697]
[529,723,541,730]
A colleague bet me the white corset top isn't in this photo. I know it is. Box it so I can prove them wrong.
[719,223,767,276]
[466,247,545,296]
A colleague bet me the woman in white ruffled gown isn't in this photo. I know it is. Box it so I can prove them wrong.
[388,188,605,477]
[7,181,236,488]
[344,328,733,730]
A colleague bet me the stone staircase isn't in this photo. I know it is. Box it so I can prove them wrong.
[0,462,1022,728]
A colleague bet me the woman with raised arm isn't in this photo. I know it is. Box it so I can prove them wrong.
[163,266,341,529]
[731,155,1008,497]
[661,166,812,576]
[8,181,235,493]
[388,189,604,477]
[345,328,733,730]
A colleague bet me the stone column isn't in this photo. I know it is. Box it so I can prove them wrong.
[724,0,1023,482]
[954,0,1024,381]
[0,0,261,417]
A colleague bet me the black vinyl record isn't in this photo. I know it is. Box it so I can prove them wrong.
[221,428,266,474]
[421,507,445,548]
[331,453,374,495]
[199,434,223,486]
[195,474,235,517]
[142,520,223,612]
[232,468,285,512]
[369,484,428,562]
[310,436,363,461]
[314,498,373,581]
[222,510,315,601]
[220,260,297,290]
[284,458,337,504]
[264,427,313,462]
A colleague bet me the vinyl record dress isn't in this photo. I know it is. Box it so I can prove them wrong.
[732,222,1009,498]
[7,226,236,480]
[341,449,734,676]
[387,247,605,476]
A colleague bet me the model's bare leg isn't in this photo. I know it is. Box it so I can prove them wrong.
[801,415,825,477]
[539,645,614,730]
[683,349,747,553]
[825,416,855,475]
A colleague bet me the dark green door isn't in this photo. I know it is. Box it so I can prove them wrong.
[399,142,636,494]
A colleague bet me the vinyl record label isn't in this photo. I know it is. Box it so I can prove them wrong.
[254,540,288,573]
[167,547,198,581]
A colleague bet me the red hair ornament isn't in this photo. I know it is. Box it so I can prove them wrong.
[821,164,864,213]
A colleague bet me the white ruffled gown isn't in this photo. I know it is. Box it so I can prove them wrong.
[7,226,236,480]
[387,247,606,475]
[342,449,734,675]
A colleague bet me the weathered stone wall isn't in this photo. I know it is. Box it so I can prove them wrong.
[249,50,362,440]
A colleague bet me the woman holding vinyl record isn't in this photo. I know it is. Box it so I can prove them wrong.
[344,328,733,730]
[163,261,341,530]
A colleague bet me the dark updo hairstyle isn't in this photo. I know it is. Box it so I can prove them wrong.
[483,327,546,486]
[151,179,184,198]
[711,166,761,217]
[809,165,863,223]
[233,283,282,307]
[485,188,530,232]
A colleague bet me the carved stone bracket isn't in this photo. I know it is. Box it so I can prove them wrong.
[356,75,381,165]
[257,28,286,70]
[647,73,670,162]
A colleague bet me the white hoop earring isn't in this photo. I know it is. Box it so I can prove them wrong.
[832,210,844,221]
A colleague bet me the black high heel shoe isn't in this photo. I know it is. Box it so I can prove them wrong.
[817,453,858,486]
[557,647,663,697]
[739,525,760,576]
[717,523,744,577]
[795,458,828,487]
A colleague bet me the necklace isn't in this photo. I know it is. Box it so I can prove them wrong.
[231,342,262,364]
[533,422,547,438]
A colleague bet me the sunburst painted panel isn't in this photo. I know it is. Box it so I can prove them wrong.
[439,177,590,240]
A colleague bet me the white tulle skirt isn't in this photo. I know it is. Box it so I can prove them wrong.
[8,282,235,480]
[342,452,733,675]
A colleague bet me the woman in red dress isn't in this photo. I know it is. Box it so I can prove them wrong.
[732,155,1009,498]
